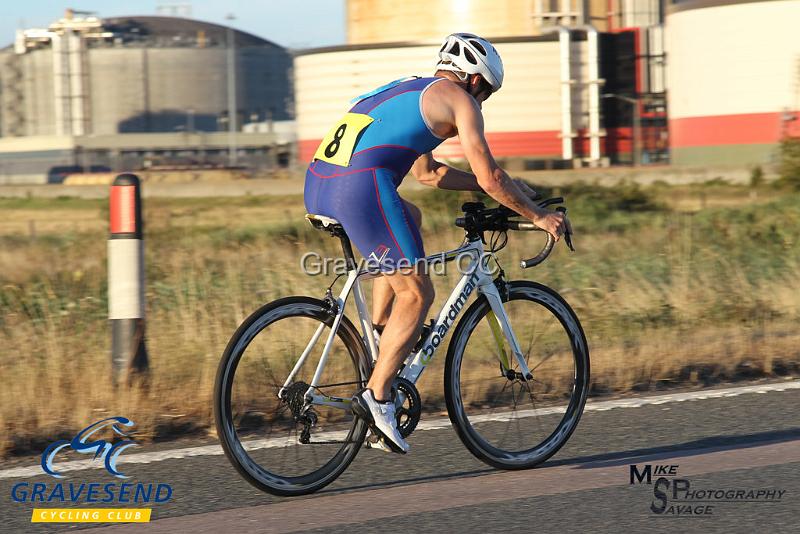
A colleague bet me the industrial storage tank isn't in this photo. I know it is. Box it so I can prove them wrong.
[666,0,800,166]
[295,36,602,166]
[0,15,292,137]
[296,0,665,168]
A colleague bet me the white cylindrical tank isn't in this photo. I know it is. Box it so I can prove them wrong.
[295,37,591,164]
[666,0,800,166]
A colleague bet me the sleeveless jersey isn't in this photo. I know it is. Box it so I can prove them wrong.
[309,76,446,186]
[304,76,447,268]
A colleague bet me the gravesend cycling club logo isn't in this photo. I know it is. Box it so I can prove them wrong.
[10,416,173,524]
[629,463,787,517]
[42,416,137,478]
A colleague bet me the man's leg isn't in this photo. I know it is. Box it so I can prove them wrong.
[371,200,424,328]
[367,268,434,401]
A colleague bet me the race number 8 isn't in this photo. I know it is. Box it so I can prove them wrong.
[324,124,347,158]
[313,112,374,167]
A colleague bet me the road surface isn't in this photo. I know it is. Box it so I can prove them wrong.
[1,380,798,533]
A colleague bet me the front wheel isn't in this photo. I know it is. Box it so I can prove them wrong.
[444,281,589,470]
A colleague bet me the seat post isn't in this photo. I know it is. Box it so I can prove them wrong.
[334,228,358,271]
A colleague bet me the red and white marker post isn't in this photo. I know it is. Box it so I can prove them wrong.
[108,173,149,384]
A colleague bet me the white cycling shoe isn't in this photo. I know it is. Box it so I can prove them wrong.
[351,388,409,454]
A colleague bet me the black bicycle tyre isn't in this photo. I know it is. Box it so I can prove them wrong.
[444,281,590,470]
[214,296,370,496]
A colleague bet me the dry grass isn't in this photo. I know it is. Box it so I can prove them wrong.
[1,180,799,456]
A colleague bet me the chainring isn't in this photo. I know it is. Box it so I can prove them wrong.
[393,377,422,438]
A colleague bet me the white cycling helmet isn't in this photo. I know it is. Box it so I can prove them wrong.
[436,33,504,93]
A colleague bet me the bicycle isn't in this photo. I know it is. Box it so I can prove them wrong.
[214,197,590,496]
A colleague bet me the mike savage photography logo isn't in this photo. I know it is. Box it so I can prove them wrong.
[629,464,787,517]
[10,416,173,524]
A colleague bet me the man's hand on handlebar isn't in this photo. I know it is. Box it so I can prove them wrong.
[531,206,572,242]
[506,178,570,241]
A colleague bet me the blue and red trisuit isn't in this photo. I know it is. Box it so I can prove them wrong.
[304,76,447,269]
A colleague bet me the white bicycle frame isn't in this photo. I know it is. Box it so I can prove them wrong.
[280,237,533,410]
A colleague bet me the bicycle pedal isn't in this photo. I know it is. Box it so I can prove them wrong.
[364,433,393,453]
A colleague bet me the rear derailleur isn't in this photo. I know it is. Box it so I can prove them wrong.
[281,381,318,444]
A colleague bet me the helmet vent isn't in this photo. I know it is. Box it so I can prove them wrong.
[463,48,477,65]
[470,40,486,56]
[448,42,461,55]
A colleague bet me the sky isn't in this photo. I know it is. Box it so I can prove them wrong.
[1,0,346,49]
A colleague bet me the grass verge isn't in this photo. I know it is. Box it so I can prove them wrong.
[1,179,799,456]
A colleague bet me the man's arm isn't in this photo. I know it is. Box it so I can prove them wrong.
[449,89,570,239]
[411,153,540,198]
[411,153,482,191]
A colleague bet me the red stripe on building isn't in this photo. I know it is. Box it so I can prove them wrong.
[299,127,649,163]
[299,131,565,163]
[670,111,800,148]
[435,131,564,159]
[298,139,321,164]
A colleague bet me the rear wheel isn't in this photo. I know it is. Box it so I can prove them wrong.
[214,296,369,496]
[445,281,589,470]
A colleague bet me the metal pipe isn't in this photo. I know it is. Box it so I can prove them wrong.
[67,29,88,135]
[561,0,573,25]
[578,25,602,163]
[623,0,633,27]
[226,13,238,167]
[632,99,641,167]
[545,26,574,161]
[51,33,68,136]
[534,0,544,28]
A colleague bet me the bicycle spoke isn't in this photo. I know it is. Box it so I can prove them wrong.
[526,317,559,370]
[522,379,545,438]
[511,382,524,449]
[258,357,282,391]
[523,316,538,363]
[497,382,518,448]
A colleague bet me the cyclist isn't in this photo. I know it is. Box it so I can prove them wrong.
[304,33,571,453]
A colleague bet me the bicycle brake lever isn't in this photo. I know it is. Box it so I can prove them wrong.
[555,206,575,252]
[564,231,575,252]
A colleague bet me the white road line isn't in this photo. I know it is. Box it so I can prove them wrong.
[1,379,798,480]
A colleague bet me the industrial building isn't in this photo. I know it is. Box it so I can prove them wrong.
[2,1,799,183]
[296,0,666,168]
[0,11,294,183]
[296,0,800,169]
[666,0,800,166]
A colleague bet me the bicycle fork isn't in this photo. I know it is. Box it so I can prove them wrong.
[481,283,534,380]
